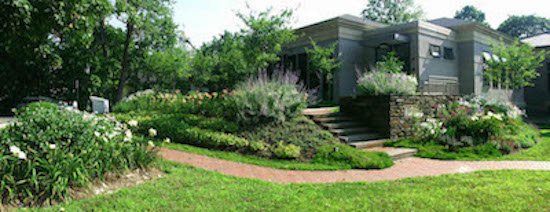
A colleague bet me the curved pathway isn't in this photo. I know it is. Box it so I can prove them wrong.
[160,148,550,184]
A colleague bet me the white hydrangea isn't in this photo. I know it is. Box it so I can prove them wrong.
[128,120,138,127]
[48,144,57,150]
[149,128,157,137]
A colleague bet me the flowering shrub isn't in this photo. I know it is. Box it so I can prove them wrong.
[113,89,235,117]
[413,96,537,152]
[0,103,156,206]
[226,71,308,125]
[356,70,417,95]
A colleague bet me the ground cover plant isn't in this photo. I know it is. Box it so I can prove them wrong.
[388,96,541,160]
[33,161,550,211]
[0,103,157,206]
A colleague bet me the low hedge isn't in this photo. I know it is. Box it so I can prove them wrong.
[313,144,394,169]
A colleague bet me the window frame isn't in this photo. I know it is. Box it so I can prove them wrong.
[429,44,441,58]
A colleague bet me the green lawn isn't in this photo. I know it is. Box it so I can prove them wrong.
[164,143,356,170]
[31,161,550,211]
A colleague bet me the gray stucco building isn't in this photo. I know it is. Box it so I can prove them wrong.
[523,33,550,114]
[283,15,517,102]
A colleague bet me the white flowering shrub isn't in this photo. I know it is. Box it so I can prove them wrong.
[0,102,157,206]
[413,95,537,152]
[356,70,417,96]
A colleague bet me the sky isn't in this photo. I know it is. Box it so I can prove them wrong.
[173,0,550,46]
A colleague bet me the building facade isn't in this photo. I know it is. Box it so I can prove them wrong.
[283,15,517,102]
[523,33,550,114]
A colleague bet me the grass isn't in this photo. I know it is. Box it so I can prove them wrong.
[164,143,356,170]
[387,129,550,161]
[30,161,550,211]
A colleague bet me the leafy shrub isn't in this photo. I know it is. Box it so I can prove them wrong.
[412,95,538,154]
[0,103,156,205]
[313,144,394,169]
[356,70,417,95]
[273,141,301,159]
[226,71,308,125]
[237,116,338,158]
[387,139,503,160]
[113,90,233,117]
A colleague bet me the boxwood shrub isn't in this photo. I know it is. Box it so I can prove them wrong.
[0,103,156,206]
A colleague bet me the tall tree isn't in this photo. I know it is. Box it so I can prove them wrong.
[113,0,178,103]
[454,5,489,27]
[497,15,550,38]
[361,0,424,25]
[0,0,112,112]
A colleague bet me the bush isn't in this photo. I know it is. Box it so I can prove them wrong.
[226,71,308,125]
[113,90,232,117]
[412,95,539,154]
[313,144,394,169]
[273,141,301,159]
[0,103,156,205]
[237,116,338,158]
[356,70,417,95]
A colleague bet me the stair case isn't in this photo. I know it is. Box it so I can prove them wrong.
[304,107,417,160]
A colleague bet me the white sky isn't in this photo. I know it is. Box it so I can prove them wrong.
[173,0,550,46]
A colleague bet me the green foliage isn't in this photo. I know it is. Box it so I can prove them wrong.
[192,8,297,90]
[356,71,418,95]
[361,0,424,25]
[497,15,550,38]
[113,90,230,117]
[305,39,341,99]
[0,103,156,205]
[137,48,192,91]
[273,142,301,159]
[227,72,308,125]
[374,51,405,73]
[411,96,539,156]
[237,116,339,158]
[454,5,489,27]
[387,139,503,160]
[484,39,547,89]
[313,144,394,169]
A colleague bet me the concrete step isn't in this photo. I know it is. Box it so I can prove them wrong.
[339,133,382,142]
[302,107,339,116]
[329,127,371,136]
[363,147,418,160]
[348,139,388,149]
[322,121,364,129]
[313,116,354,123]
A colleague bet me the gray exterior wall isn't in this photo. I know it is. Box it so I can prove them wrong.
[335,38,373,99]
[416,33,459,83]
[525,48,550,114]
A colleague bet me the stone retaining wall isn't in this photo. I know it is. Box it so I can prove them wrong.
[341,95,460,139]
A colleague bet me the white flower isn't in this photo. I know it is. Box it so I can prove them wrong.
[149,128,157,137]
[10,146,27,160]
[148,141,155,147]
[164,138,171,143]
[17,151,27,160]
[10,145,21,155]
[125,130,133,138]
[102,136,109,143]
[470,116,479,121]
[420,122,430,129]
[94,131,101,138]
[128,120,138,127]
[49,144,57,150]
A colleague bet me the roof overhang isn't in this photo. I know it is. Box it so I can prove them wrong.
[362,33,410,47]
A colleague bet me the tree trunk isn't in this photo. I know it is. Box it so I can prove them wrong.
[115,22,134,103]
